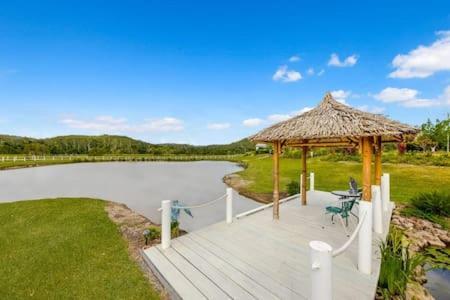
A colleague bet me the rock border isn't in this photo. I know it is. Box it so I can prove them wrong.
[105,201,168,299]
[389,207,449,300]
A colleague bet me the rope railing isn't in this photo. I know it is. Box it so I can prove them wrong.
[332,211,367,257]
[160,188,234,249]
[171,194,227,210]
[157,194,227,212]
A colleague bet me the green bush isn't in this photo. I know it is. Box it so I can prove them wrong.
[402,191,450,228]
[378,227,424,299]
[286,180,300,196]
[144,226,161,241]
[171,221,180,237]
[423,247,450,271]
[409,191,450,217]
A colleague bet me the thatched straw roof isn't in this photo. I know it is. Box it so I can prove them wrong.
[250,92,419,146]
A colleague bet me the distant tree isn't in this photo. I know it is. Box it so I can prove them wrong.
[415,134,438,152]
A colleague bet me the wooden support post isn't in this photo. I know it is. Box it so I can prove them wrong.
[361,137,373,201]
[301,146,307,205]
[273,141,280,219]
[374,136,382,185]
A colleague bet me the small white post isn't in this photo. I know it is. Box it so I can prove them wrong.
[372,185,383,235]
[310,241,332,300]
[161,200,172,250]
[310,172,315,191]
[226,188,233,224]
[358,201,373,274]
[381,173,390,212]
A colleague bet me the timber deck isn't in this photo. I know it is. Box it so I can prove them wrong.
[143,191,392,299]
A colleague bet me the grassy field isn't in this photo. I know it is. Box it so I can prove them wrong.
[0,198,159,299]
[237,155,450,203]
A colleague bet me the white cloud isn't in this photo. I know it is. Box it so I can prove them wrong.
[389,31,450,78]
[307,68,314,75]
[61,116,184,132]
[357,105,385,114]
[267,114,291,122]
[292,107,314,115]
[440,85,450,105]
[207,123,231,130]
[272,65,302,82]
[242,118,264,127]
[244,106,313,127]
[331,90,351,105]
[374,87,418,103]
[289,55,300,62]
[317,69,325,76]
[373,87,438,107]
[328,53,358,67]
[267,107,313,123]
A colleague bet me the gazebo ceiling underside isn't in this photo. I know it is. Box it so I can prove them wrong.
[250,93,419,147]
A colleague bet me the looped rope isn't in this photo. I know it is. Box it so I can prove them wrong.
[332,211,367,257]
[171,194,227,210]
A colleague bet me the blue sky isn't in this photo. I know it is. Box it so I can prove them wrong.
[0,1,449,145]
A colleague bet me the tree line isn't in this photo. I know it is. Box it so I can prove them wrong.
[412,118,449,152]
[0,135,256,155]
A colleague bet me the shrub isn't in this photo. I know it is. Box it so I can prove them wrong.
[144,226,161,239]
[286,180,300,196]
[378,227,424,299]
[171,221,180,237]
[409,191,450,217]
[402,191,450,228]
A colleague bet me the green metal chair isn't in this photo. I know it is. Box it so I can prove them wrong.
[326,198,357,227]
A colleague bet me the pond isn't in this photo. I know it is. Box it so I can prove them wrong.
[0,161,260,231]
[425,268,450,300]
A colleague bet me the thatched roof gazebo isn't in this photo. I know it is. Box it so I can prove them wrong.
[250,92,419,219]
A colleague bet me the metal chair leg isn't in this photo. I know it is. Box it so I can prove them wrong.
[338,215,350,237]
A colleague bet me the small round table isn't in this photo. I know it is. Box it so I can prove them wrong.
[331,190,361,220]
[331,190,361,199]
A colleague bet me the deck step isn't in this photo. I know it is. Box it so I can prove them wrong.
[143,246,207,300]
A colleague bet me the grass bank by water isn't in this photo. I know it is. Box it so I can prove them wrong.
[0,198,159,299]
[232,155,450,203]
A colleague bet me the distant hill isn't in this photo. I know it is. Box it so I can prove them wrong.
[0,134,255,155]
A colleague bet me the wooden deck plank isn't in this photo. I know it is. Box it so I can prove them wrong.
[191,231,307,299]
[162,246,230,299]
[171,239,255,300]
[177,235,280,300]
[195,221,373,299]
[143,247,207,300]
[142,191,391,300]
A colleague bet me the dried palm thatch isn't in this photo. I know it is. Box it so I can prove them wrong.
[250,92,419,146]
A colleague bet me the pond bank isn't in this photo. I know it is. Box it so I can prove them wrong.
[105,201,167,299]
[391,208,450,299]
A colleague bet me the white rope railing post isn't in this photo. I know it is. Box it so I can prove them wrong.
[310,172,315,191]
[161,200,172,250]
[381,173,390,212]
[310,241,332,300]
[372,185,383,235]
[226,188,233,224]
[358,200,373,274]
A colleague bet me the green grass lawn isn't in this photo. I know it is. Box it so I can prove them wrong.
[237,155,450,203]
[0,198,159,300]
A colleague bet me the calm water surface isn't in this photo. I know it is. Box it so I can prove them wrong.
[0,161,259,231]
[425,268,450,300]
